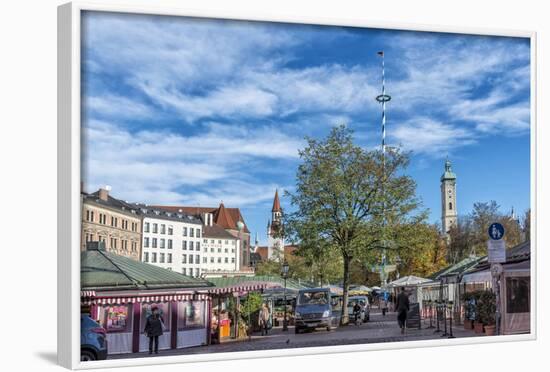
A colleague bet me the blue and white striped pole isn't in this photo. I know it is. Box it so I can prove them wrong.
[376,51,391,287]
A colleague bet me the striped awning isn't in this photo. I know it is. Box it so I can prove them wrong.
[208,283,267,295]
[81,290,96,297]
[81,293,210,306]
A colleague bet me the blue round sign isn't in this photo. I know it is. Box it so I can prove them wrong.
[488,222,505,240]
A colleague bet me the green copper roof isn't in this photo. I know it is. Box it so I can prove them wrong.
[428,256,483,280]
[81,249,213,291]
[207,275,314,290]
[441,158,457,181]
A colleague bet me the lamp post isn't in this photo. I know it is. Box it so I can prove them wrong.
[236,221,244,270]
[281,260,289,331]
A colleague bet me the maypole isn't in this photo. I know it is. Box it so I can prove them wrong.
[376,51,392,288]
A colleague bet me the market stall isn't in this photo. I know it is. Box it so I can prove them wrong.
[81,246,213,355]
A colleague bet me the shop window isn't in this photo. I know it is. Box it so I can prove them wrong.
[99,305,132,333]
[177,301,205,330]
[506,277,530,313]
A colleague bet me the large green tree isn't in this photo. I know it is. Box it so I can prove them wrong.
[285,125,421,325]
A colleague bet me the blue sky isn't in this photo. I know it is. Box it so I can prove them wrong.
[81,11,531,245]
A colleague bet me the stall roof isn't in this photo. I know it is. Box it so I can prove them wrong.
[387,275,433,288]
[428,256,484,280]
[81,248,213,291]
[207,275,313,291]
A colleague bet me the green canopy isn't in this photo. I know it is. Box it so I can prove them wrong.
[81,249,213,291]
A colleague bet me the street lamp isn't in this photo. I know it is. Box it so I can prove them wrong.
[236,221,244,270]
[281,260,290,331]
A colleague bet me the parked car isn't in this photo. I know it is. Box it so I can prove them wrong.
[347,296,370,323]
[294,287,342,334]
[81,314,108,361]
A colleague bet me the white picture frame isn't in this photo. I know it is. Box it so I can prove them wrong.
[57,1,537,369]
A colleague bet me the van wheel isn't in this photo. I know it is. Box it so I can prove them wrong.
[81,350,96,361]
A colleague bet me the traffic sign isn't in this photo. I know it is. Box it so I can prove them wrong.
[488,222,505,240]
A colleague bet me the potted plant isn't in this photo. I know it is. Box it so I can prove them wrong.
[470,290,485,334]
[460,292,475,330]
[478,290,497,336]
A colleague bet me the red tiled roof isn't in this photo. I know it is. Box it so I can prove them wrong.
[214,203,235,230]
[255,246,268,261]
[153,204,250,233]
[272,189,281,212]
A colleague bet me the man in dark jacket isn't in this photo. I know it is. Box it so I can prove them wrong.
[144,306,164,354]
[395,287,410,334]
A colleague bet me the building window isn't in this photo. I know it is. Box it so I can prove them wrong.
[449,202,453,210]
[225,240,228,245]
[210,257,214,263]
[153,223,158,233]
[210,248,214,253]
[144,252,149,262]
[218,240,222,244]
[197,242,201,251]
[144,237,149,248]
[224,248,228,253]
[189,255,194,264]
[196,255,200,263]
[203,257,207,263]
[217,257,221,263]
[90,211,95,222]
[152,238,157,248]
[231,257,235,263]
[160,224,166,234]
[160,238,165,249]
[144,222,150,233]
[182,227,187,237]
[182,255,187,264]
[167,253,172,263]
[190,228,194,238]
[182,241,187,250]
[218,248,221,253]
[224,257,228,263]
[189,268,193,277]
[211,239,215,244]
[231,248,235,253]
[196,229,201,238]
[182,268,186,275]
[160,253,165,263]
[152,253,157,263]
[168,226,173,235]
[168,239,173,249]
[189,241,194,251]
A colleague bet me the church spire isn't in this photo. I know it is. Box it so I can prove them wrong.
[272,189,281,212]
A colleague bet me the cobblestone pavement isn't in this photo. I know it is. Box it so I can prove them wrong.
[109,310,480,360]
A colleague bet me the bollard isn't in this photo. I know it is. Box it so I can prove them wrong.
[448,301,456,339]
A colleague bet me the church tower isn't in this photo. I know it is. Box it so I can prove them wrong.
[441,158,457,237]
[267,189,284,260]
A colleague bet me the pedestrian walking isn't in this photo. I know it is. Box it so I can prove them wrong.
[381,297,388,316]
[395,287,410,334]
[258,303,271,336]
[144,306,164,354]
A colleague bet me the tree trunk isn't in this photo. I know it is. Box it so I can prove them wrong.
[340,255,351,326]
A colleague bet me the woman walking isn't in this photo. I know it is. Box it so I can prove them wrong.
[144,306,164,354]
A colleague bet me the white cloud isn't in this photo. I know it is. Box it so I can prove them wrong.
[391,117,477,156]
[82,119,303,205]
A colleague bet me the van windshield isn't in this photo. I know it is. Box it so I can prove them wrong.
[298,291,328,305]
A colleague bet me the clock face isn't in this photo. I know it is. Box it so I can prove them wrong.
[448,189,452,194]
